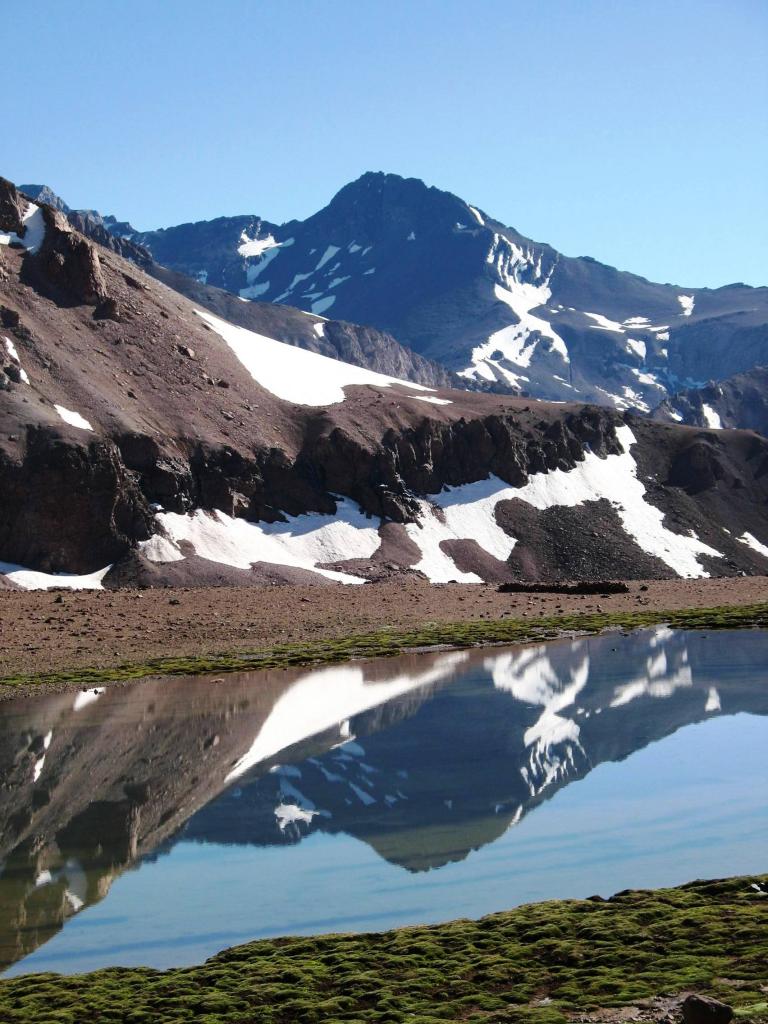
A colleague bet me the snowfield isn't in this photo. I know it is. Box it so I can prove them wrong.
[141,499,382,583]
[196,309,432,405]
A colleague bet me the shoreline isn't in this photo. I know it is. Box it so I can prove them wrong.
[1,873,765,1022]
[1,591,767,698]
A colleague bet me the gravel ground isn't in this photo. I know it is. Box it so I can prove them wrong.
[1,576,767,681]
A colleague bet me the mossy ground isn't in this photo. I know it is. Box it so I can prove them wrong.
[0,875,766,1023]
[2,600,768,693]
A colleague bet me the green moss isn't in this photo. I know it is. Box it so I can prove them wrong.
[0,874,765,1023]
[3,601,768,693]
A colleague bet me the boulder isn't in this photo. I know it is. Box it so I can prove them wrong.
[682,994,733,1024]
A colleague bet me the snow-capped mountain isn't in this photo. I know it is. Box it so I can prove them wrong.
[3,174,768,590]
[71,171,768,415]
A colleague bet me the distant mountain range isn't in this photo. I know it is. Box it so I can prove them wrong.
[21,173,768,421]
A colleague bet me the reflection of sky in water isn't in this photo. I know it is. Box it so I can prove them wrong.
[10,712,768,975]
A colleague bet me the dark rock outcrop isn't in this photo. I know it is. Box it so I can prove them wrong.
[32,207,108,306]
[682,995,734,1024]
[0,428,152,572]
[0,177,27,236]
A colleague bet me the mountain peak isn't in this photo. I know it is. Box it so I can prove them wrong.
[18,184,70,213]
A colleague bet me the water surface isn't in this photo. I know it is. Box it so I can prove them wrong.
[1,627,766,975]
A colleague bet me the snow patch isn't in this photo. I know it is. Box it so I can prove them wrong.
[311,295,336,315]
[315,245,340,270]
[678,294,695,317]
[467,205,485,225]
[626,338,646,360]
[738,532,768,559]
[4,336,30,383]
[0,561,111,590]
[237,232,279,258]
[702,404,722,429]
[705,687,721,713]
[73,687,105,711]
[0,201,46,253]
[54,405,93,431]
[142,500,381,584]
[584,312,625,333]
[274,803,319,830]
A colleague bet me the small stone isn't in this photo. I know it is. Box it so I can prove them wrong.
[682,994,733,1024]
[177,344,195,359]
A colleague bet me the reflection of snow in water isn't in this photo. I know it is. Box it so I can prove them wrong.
[487,643,589,796]
[227,651,469,781]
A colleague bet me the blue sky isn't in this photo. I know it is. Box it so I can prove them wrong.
[3,0,766,287]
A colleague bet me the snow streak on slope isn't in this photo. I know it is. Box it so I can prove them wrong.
[459,234,569,388]
[738,532,768,559]
[54,405,94,431]
[196,309,431,405]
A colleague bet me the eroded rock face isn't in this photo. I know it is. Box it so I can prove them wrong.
[0,177,27,235]
[29,208,108,306]
[0,429,152,572]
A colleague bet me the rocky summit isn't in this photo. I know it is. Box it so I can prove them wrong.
[3,175,768,591]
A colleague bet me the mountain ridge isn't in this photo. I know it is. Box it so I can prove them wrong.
[22,171,765,416]
[4,174,768,590]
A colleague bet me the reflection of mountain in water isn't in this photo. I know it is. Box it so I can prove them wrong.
[185,628,768,871]
[0,651,464,969]
[1,628,767,969]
